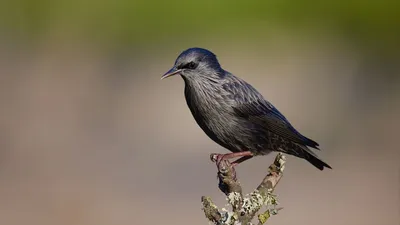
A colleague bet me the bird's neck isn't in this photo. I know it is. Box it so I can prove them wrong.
[182,74,224,113]
[182,73,222,95]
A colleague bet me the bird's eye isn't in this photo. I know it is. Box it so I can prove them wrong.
[185,62,198,69]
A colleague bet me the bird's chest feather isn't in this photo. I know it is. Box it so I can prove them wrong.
[184,82,237,141]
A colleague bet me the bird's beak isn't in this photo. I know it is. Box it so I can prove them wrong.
[161,68,182,80]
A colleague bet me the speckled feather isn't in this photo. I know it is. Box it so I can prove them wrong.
[165,48,331,170]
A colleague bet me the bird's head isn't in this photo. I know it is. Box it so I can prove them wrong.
[161,48,223,80]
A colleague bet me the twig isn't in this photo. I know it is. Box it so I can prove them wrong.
[201,153,286,225]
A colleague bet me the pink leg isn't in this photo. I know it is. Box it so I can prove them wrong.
[231,155,253,167]
[210,151,253,166]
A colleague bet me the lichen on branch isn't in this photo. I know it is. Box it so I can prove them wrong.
[201,153,286,225]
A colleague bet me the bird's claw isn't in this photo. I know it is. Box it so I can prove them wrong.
[210,153,238,181]
[217,159,237,182]
[210,153,229,168]
[210,153,219,163]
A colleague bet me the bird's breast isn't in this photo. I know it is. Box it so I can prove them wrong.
[184,82,244,151]
[185,86,231,127]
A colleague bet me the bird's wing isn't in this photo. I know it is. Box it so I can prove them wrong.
[224,78,319,149]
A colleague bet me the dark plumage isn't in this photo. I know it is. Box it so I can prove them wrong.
[162,47,331,170]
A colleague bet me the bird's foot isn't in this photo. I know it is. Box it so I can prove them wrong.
[210,152,254,168]
[210,153,226,165]
[210,154,238,182]
[210,153,233,170]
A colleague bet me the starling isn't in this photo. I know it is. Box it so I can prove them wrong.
[162,48,331,170]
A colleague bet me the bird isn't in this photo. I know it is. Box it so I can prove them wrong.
[161,47,332,170]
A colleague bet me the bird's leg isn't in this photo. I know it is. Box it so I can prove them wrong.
[210,151,253,167]
[231,155,253,167]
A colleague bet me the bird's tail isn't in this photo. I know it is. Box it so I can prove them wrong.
[291,143,332,170]
[280,142,332,170]
[305,152,332,170]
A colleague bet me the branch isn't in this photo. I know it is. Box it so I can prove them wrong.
[201,153,286,225]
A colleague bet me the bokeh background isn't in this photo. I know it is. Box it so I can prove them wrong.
[0,1,399,225]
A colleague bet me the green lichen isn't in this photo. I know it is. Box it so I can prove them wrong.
[257,192,280,224]
[258,210,270,224]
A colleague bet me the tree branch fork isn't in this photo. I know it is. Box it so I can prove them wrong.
[201,153,286,225]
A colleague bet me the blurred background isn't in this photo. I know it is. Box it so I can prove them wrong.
[0,1,399,225]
